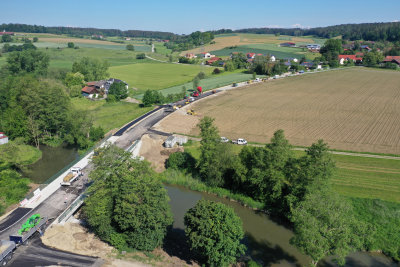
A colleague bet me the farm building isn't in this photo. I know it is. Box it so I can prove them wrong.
[82,79,128,98]
[338,55,363,65]
[306,44,321,50]
[206,57,222,65]
[185,53,197,59]
[164,135,188,148]
[0,133,9,145]
[246,53,256,59]
[280,42,296,47]
[383,56,400,66]
[0,30,14,36]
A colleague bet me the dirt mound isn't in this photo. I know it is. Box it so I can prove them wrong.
[139,134,183,172]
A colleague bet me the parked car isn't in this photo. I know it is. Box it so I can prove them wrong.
[232,138,247,145]
[192,91,199,97]
[220,137,229,143]
[189,97,195,102]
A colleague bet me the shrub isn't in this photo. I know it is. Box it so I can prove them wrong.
[165,151,196,170]
[126,44,135,51]
[212,68,221,74]
[106,94,117,102]
[90,126,105,142]
[184,200,246,266]
[136,53,146,59]
[196,71,206,80]
[67,42,74,48]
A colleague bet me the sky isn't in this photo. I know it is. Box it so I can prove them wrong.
[2,0,400,34]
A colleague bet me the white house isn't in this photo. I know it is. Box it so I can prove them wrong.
[200,52,214,59]
[0,132,9,145]
[270,55,276,62]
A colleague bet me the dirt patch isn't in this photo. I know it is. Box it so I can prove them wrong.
[124,97,140,104]
[152,106,201,136]
[139,134,183,172]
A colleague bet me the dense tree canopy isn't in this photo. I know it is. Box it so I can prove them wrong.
[72,57,109,82]
[5,49,49,75]
[184,199,245,266]
[83,145,173,251]
[108,82,128,100]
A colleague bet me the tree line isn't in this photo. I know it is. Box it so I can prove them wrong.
[219,22,400,42]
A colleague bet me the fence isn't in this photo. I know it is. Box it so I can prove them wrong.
[57,191,88,223]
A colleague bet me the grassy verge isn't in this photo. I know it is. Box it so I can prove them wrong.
[160,169,264,210]
[350,197,400,261]
[71,98,153,132]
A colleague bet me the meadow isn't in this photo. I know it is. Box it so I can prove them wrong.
[109,63,213,93]
[71,98,152,132]
[189,68,400,155]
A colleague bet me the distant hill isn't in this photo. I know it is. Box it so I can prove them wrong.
[214,22,400,42]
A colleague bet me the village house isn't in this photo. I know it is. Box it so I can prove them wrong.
[0,133,9,145]
[205,57,222,65]
[338,55,363,65]
[306,44,321,51]
[0,30,14,36]
[185,53,197,59]
[280,42,296,47]
[200,52,215,59]
[246,53,256,59]
[81,78,128,98]
[383,56,400,66]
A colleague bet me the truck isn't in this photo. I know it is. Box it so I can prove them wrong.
[60,167,82,186]
[232,138,248,145]
[0,214,48,265]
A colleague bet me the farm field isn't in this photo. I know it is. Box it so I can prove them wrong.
[181,33,324,56]
[71,98,152,132]
[187,68,400,155]
[109,62,213,93]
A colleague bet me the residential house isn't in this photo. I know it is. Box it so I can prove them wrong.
[280,42,296,47]
[246,53,256,59]
[338,55,363,65]
[200,52,214,58]
[0,133,8,145]
[92,34,103,39]
[270,55,276,62]
[81,80,106,98]
[361,45,371,51]
[383,56,400,66]
[306,44,321,51]
[206,57,222,65]
[300,62,315,69]
[185,53,197,59]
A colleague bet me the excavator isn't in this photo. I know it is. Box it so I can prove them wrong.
[18,214,41,235]
[187,109,196,115]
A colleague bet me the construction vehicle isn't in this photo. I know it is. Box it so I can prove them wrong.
[247,80,253,84]
[187,109,196,115]
[60,167,82,186]
[192,91,199,97]
[0,214,49,265]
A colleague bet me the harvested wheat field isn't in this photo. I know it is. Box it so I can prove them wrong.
[187,68,400,154]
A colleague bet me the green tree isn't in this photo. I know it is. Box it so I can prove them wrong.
[72,57,109,82]
[33,37,38,42]
[142,89,155,107]
[1,34,12,43]
[290,188,367,266]
[192,76,200,90]
[126,44,135,51]
[224,61,235,71]
[184,200,245,266]
[64,72,85,97]
[136,53,145,59]
[6,50,49,75]
[67,42,74,48]
[108,82,128,100]
[83,145,173,251]
[89,126,104,142]
[196,71,206,80]
[363,51,384,67]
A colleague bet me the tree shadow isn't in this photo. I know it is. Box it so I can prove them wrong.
[162,227,200,265]
[244,232,301,267]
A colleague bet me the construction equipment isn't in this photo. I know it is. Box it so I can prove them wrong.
[61,167,82,186]
[187,109,196,115]
[10,215,48,245]
[18,214,41,235]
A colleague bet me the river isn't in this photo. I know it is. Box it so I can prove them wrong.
[21,144,79,184]
[166,185,398,267]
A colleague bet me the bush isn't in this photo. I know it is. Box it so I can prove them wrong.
[212,68,221,74]
[67,42,74,48]
[33,37,38,42]
[165,151,196,170]
[196,71,206,80]
[106,94,117,102]
[108,82,128,100]
[89,126,105,142]
[126,44,135,51]
[184,199,246,266]
[136,53,146,59]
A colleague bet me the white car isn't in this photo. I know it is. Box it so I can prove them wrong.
[232,138,247,145]
[220,137,229,143]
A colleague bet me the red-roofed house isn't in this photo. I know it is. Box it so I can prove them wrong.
[338,55,363,65]
[185,53,197,59]
[0,132,9,145]
[206,57,222,65]
[247,53,256,59]
[200,52,215,59]
[383,56,400,66]
[0,30,14,36]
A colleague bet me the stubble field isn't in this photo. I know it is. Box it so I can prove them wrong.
[190,68,400,155]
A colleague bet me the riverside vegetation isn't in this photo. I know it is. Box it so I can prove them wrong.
[163,117,400,265]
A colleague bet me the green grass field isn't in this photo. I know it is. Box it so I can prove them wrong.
[109,62,213,93]
[0,142,42,166]
[71,98,152,132]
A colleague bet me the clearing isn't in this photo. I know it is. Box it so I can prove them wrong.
[177,68,400,155]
